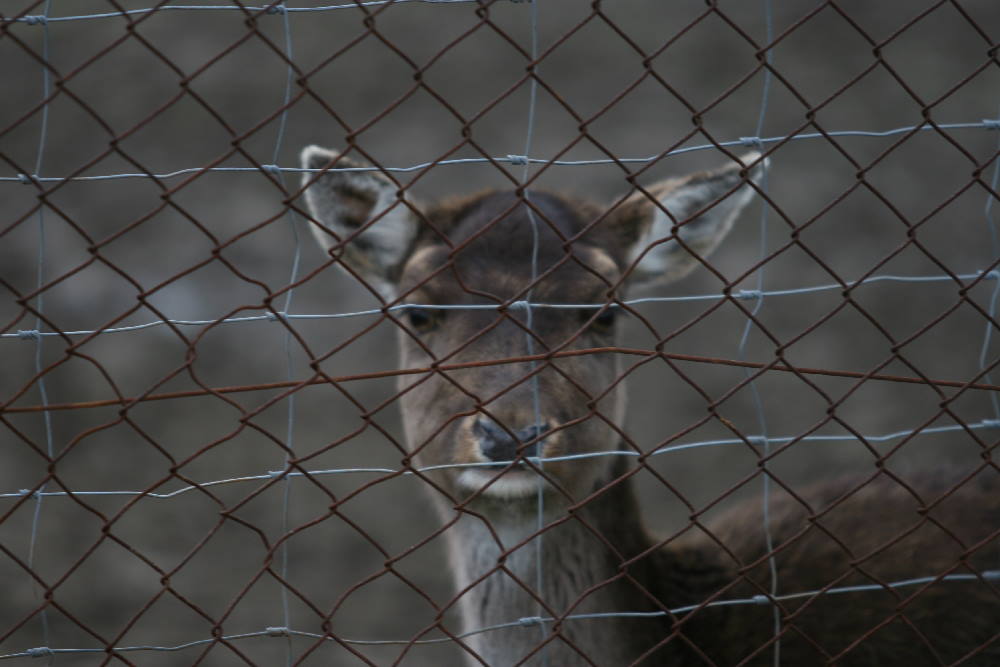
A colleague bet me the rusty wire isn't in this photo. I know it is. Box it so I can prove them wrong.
[8,345,1000,415]
[2,0,1000,665]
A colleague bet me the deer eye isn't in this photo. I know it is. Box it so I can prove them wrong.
[404,306,441,333]
[587,307,618,333]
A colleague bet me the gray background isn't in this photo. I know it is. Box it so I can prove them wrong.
[2,0,999,664]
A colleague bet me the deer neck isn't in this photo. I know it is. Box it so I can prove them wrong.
[437,455,707,665]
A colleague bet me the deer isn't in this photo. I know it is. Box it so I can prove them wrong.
[298,145,1000,666]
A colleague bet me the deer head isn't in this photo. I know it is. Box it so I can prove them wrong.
[299,147,765,514]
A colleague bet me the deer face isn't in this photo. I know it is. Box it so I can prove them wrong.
[300,147,764,509]
[392,192,630,506]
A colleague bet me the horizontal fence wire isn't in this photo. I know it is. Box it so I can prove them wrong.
[1,0,483,25]
[8,347,1000,415]
[4,121,998,184]
[3,419,1000,502]
[3,271,999,339]
[3,570,999,660]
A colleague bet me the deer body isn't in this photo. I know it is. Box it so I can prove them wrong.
[299,146,1000,665]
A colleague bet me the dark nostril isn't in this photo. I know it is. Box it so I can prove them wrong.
[474,417,548,462]
[472,417,505,444]
[473,417,515,462]
[515,423,550,459]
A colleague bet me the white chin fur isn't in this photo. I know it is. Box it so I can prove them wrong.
[456,468,544,499]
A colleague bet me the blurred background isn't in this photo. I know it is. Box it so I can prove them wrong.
[2,0,999,664]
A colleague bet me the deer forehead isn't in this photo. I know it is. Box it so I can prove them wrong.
[398,191,623,302]
[399,239,621,305]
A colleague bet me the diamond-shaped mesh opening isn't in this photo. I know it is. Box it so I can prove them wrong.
[3,1,1000,665]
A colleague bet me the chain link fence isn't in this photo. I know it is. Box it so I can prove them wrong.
[3,0,1000,664]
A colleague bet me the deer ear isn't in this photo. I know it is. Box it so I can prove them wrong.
[610,152,766,290]
[299,145,419,300]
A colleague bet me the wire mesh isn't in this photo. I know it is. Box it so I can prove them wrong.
[2,0,1000,665]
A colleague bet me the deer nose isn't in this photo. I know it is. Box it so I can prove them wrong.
[472,417,550,463]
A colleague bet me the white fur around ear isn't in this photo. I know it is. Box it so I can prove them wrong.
[299,145,419,300]
[620,152,767,288]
